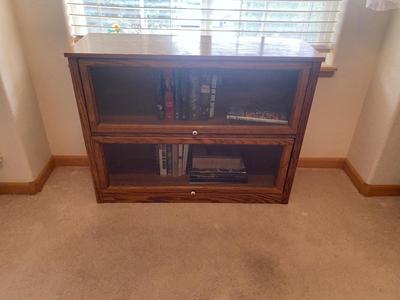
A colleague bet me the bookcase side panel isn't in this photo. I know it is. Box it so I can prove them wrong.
[78,61,103,130]
[283,61,322,203]
[67,58,104,202]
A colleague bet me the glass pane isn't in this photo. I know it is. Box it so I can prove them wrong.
[89,66,299,126]
[103,143,284,187]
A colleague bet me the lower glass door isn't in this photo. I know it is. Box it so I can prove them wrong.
[95,138,294,191]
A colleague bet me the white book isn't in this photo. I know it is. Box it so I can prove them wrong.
[209,75,217,118]
[159,144,167,176]
[172,144,178,176]
[178,144,183,176]
[182,144,189,175]
[226,115,288,124]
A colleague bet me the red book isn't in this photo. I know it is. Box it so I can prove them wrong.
[164,70,174,120]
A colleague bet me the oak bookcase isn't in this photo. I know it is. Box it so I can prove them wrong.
[65,34,323,204]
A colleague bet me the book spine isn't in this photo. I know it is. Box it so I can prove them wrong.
[156,144,160,174]
[182,144,189,175]
[226,115,289,124]
[172,144,178,176]
[209,74,217,119]
[181,70,189,120]
[160,144,167,176]
[174,70,180,120]
[189,72,199,120]
[167,144,172,175]
[164,70,174,120]
[156,72,165,119]
[178,144,183,176]
[199,72,211,120]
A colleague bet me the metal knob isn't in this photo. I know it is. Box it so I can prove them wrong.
[190,191,196,197]
[192,130,198,136]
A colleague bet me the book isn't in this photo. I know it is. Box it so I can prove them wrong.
[156,73,165,119]
[189,147,248,183]
[178,144,183,176]
[226,105,288,124]
[209,74,217,119]
[158,144,167,176]
[182,144,189,175]
[180,70,189,120]
[156,144,160,173]
[192,155,245,170]
[189,169,248,184]
[189,72,200,120]
[199,72,211,120]
[164,70,174,120]
[172,144,179,176]
[174,71,181,120]
[167,144,173,175]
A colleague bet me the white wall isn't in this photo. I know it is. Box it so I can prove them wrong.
[0,0,51,182]
[12,0,86,156]
[10,0,391,161]
[348,10,400,185]
[0,84,33,182]
[301,0,390,157]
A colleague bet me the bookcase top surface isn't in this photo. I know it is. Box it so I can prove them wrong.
[65,33,324,62]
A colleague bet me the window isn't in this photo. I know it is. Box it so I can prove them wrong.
[66,0,344,50]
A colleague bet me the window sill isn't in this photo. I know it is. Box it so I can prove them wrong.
[320,63,338,77]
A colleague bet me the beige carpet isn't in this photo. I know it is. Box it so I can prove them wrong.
[0,167,399,300]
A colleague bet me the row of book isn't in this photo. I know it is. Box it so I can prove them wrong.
[190,146,248,184]
[157,71,289,124]
[156,144,249,183]
[157,144,190,176]
[157,70,218,121]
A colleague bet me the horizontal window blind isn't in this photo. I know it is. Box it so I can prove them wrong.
[66,0,344,49]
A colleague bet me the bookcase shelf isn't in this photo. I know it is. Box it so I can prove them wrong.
[108,174,277,188]
[100,115,288,126]
[65,34,323,204]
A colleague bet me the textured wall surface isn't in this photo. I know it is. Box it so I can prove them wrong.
[0,0,50,182]
[348,10,400,184]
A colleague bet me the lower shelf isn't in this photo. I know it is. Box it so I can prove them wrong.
[108,173,276,187]
[92,137,294,204]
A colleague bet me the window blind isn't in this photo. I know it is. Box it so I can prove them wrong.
[66,0,344,49]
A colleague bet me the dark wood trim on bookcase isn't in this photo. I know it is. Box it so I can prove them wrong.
[282,62,322,203]
[68,58,104,202]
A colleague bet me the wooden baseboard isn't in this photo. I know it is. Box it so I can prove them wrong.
[53,155,88,167]
[0,157,54,195]
[298,157,345,168]
[0,155,87,195]
[343,159,400,197]
[1,156,399,197]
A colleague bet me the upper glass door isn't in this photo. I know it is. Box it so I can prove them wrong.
[80,59,311,135]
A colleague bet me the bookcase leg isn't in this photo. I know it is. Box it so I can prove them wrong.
[280,194,290,204]
[94,189,104,203]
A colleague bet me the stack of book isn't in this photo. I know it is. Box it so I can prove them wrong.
[226,104,289,124]
[189,147,248,184]
[157,144,189,176]
[157,70,218,121]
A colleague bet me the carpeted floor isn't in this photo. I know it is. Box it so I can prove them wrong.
[0,167,399,300]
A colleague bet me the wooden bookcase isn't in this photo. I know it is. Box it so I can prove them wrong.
[65,34,323,204]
